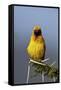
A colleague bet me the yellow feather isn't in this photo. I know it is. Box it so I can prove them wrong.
[27,36,45,61]
[27,25,46,62]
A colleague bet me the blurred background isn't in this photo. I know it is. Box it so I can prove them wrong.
[14,5,58,84]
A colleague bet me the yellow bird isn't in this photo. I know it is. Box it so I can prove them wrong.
[27,25,46,62]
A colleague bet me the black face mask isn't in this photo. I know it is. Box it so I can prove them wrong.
[34,30,41,36]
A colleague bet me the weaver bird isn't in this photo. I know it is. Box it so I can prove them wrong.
[27,25,46,62]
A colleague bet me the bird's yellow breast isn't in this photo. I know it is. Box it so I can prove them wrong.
[27,36,45,61]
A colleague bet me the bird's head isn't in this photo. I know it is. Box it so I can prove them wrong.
[32,25,42,41]
[33,25,42,36]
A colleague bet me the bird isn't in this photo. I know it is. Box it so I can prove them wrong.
[27,25,46,62]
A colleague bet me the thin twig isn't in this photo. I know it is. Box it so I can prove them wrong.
[26,64,30,83]
[30,59,46,66]
[41,71,45,82]
[53,77,56,82]
[50,61,56,66]
[41,58,49,62]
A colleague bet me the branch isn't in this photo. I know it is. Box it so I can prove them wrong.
[29,58,58,82]
[29,59,46,66]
